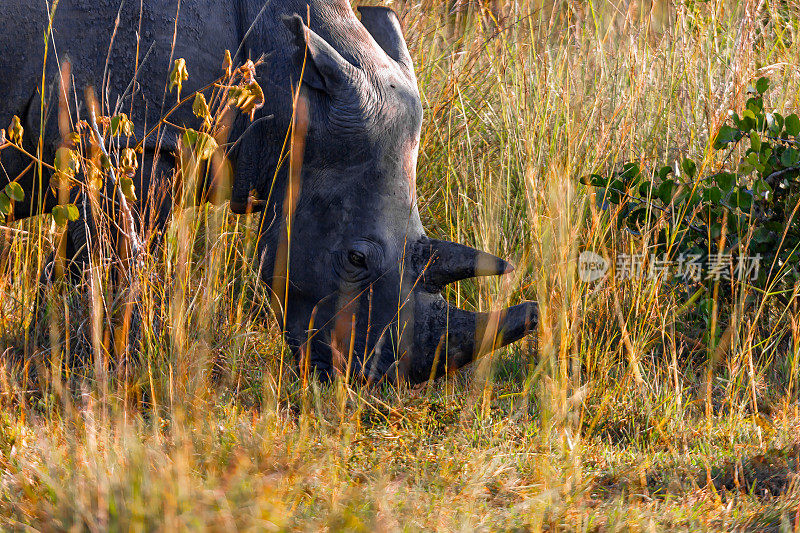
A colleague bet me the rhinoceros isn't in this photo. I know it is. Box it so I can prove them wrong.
[0,0,537,385]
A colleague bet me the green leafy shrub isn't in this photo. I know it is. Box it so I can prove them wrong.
[583,77,800,300]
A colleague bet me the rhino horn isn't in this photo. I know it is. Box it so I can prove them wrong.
[421,239,514,290]
[283,14,365,95]
[357,7,414,76]
[388,297,538,385]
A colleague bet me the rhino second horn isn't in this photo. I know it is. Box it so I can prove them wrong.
[388,299,539,386]
[438,301,539,378]
[422,239,514,290]
[357,7,414,76]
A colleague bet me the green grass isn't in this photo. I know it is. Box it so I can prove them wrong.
[2,0,800,530]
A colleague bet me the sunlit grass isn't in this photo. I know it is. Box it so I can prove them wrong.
[1,0,800,530]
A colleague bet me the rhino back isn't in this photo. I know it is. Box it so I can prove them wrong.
[0,0,375,215]
[0,1,241,216]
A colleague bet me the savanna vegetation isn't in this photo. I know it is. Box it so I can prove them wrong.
[1,0,800,530]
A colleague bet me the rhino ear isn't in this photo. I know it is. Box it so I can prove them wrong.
[283,14,363,96]
[357,7,414,76]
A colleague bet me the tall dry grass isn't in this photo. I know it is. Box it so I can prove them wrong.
[1,0,800,530]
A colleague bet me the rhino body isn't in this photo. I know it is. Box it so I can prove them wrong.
[0,0,537,385]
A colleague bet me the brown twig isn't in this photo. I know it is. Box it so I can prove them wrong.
[764,165,800,187]
[87,103,143,263]
[0,142,57,172]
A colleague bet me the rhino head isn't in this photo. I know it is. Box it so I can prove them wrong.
[256,6,537,385]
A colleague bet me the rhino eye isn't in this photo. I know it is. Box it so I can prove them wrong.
[348,250,368,268]
[332,241,382,284]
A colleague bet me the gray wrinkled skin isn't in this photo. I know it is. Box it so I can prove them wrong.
[0,0,537,385]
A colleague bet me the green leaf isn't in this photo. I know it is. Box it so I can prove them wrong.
[755,76,769,94]
[120,177,137,202]
[65,203,80,221]
[0,192,10,215]
[51,203,80,225]
[110,113,134,137]
[182,128,198,147]
[197,133,219,160]
[781,147,799,167]
[746,97,764,115]
[713,125,740,149]
[753,227,773,244]
[621,162,641,183]
[727,211,743,234]
[627,207,648,226]
[704,186,722,203]
[581,174,606,186]
[4,182,24,202]
[786,114,800,137]
[681,158,697,179]
[740,109,757,131]
[182,128,218,160]
[55,147,80,177]
[658,165,673,180]
[638,181,652,197]
[605,189,622,204]
[608,179,625,193]
[685,188,702,208]
[716,172,736,193]
[52,205,67,226]
[193,93,212,129]
[750,131,761,153]
[657,179,676,204]
[753,179,772,196]
[705,205,723,221]
[734,188,752,210]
